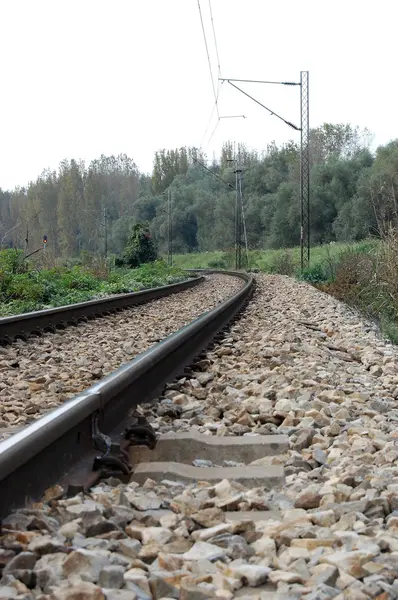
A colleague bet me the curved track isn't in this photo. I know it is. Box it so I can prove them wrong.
[0,271,254,518]
[0,276,203,345]
[0,274,242,443]
[2,273,398,599]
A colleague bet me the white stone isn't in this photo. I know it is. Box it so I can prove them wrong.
[141,527,173,546]
[229,564,271,586]
[251,536,276,558]
[181,541,226,561]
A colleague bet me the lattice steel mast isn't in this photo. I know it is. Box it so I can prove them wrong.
[219,72,311,272]
[300,71,310,271]
[235,166,243,270]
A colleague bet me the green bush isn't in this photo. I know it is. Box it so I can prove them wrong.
[303,234,398,344]
[269,250,296,276]
[0,249,186,316]
[0,249,27,275]
[208,260,226,269]
[121,223,157,268]
[301,263,331,284]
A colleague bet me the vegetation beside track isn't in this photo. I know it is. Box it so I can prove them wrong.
[254,234,398,344]
[303,234,398,344]
[172,240,378,274]
[0,250,187,317]
[173,235,398,344]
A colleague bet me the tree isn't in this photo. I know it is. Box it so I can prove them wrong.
[310,123,373,165]
[0,122,392,259]
[110,216,136,254]
[267,183,300,248]
[57,159,85,255]
[152,147,191,193]
[121,223,157,268]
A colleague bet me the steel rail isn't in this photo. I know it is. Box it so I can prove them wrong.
[0,276,203,345]
[0,270,254,518]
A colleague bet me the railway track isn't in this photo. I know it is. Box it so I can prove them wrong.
[0,276,203,346]
[0,270,253,519]
[2,273,398,599]
[0,274,242,444]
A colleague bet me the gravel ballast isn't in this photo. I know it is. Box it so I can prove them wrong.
[1,274,398,599]
[0,275,242,442]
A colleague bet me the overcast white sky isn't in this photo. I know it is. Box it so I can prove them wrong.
[0,0,397,190]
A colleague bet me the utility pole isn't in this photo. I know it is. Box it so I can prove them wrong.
[23,209,42,252]
[300,71,310,271]
[167,189,172,266]
[193,156,248,270]
[235,165,250,270]
[239,169,250,270]
[235,166,243,270]
[228,158,243,270]
[103,207,108,258]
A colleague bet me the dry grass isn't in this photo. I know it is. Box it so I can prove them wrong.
[269,249,296,276]
[318,230,398,342]
[376,228,398,302]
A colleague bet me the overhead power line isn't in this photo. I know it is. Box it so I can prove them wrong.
[202,111,247,152]
[222,79,300,131]
[205,119,221,150]
[197,0,219,120]
[208,0,221,83]
[220,115,246,119]
[200,103,217,148]
[200,80,225,148]
[219,78,300,86]
[219,72,310,270]
[192,157,234,189]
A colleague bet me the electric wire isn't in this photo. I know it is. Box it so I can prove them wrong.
[199,80,224,148]
[197,0,219,120]
[205,117,221,152]
[208,0,222,87]
[219,78,300,86]
[227,80,300,131]
[192,157,234,189]
[200,104,217,148]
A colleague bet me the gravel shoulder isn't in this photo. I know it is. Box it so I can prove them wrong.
[0,274,242,441]
[1,274,398,599]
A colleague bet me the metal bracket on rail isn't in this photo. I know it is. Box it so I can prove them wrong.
[123,410,158,450]
[91,412,132,479]
[91,410,158,480]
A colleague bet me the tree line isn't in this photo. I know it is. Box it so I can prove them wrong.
[0,123,397,258]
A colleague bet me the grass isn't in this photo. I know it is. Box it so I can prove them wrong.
[5,237,397,345]
[172,251,224,270]
[293,235,398,344]
[171,240,380,274]
[0,250,187,317]
[172,237,398,344]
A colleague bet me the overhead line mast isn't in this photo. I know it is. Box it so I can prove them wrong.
[219,73,310,271]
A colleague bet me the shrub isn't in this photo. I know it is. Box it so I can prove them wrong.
[0,250,186,316]
[122,223,157,268]
[208,259,226,269]
[334,249,375,287]
[309,234,398,343]
[301,263,331,284]
[0,249,27,275]
[269,250,296,276]
[220,250,236,269]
